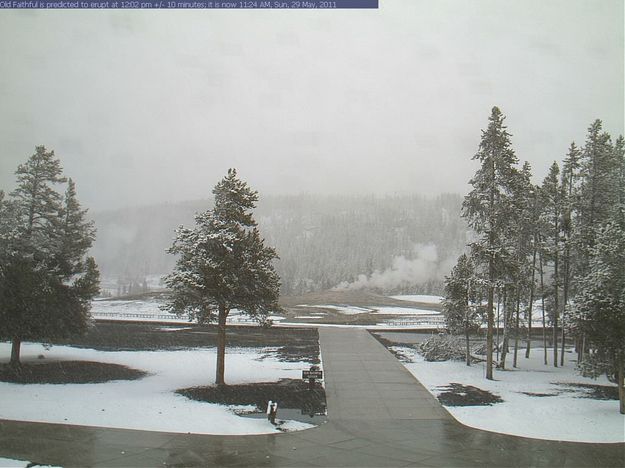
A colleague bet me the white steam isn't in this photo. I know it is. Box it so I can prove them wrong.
[334,243,451,291]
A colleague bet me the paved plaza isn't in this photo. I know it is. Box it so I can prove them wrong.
[1,328,623,466]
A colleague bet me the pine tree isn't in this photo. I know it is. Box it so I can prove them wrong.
[524,180,541,359]
[572,208,625,414]
[559,143,582,366]
[164,169,281,386]
[462,107,519,380]
[576,121,619,274]
[0,191,19,258]
[572,122,621,364]
[55,178,96,278]
[541,162,562,367]
[510,162,534,368]
[0,147,100,367]
[442,253,484,366]
[614,136,625,208]
[11,146,66,256]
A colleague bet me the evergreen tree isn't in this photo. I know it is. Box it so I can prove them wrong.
[0,147,99,367]
[10,146,66,259]
[559,143,582,366]
[572,122,621,364]
[55,178,96,278]
[509,162,534,368]
[442,253,484,366]
[164,169,281,386]
[614,136,625,208]
[524,179,541,359]
[540,162,563,367]
[576,121,619,274]
[572,208,625,414]
[0,191,19,258]
[462,107,519,380]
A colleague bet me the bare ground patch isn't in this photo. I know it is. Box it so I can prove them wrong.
[0,361,148,384]
[177,378,326,416]
[435,383,504,406]
[555,382,619,400]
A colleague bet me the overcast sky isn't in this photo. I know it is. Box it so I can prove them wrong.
[0,1,623,210]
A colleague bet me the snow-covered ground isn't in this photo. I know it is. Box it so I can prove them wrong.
[0,343,315,435]
[91,297,567,332]
[294,304,440,317]
[373,306,440,316]
[0,458,59,468]
[390,294,443,304]
[91,299,185,322]
[91,300,285,325]
[295,304,374,315]
[396,346,624,443]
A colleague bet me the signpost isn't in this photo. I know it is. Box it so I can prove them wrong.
[302,369,323,380]
[303,366,323,390]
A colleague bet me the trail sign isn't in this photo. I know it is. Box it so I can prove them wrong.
[302,369,323,380]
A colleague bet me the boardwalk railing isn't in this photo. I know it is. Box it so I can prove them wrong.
[384,317,446,328]
[92,311,259,324]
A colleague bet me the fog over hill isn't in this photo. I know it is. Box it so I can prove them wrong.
[91,193,468,295]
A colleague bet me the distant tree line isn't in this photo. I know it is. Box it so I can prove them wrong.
[91,194,468,296]
[442,107,624,414]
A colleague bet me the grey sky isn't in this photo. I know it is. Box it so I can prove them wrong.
[0,0,623,210]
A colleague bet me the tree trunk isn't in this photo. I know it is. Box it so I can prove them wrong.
[539,246,547,366]
[10,338,21,368]
[560,268,569,367]
[499,289,509,370]
[560,312,566,367]
[465,328,471,367]
[513,295,520,368]
[495,294,500,363]
[486,259,495,380]
[618,358,624,415]
[215,305,229,386]
[526,238,537,358]
[485,157,496,381]
[579,335,586,364]
[553,223,559,368]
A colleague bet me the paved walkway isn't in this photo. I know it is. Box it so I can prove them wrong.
[1,328,624,467]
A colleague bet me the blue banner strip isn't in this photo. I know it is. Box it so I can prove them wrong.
[4,0,378,8]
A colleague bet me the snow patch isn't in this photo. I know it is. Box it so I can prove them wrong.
[373,307,440,316]
[0,458,60,468]
[390,295,443,304]
[398,346,624,443]
[296,305,373,315]
[0,343,317,435]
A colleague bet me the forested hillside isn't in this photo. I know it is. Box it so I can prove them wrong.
[91,194,468,295]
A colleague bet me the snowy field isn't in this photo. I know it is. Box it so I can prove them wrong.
[0,458,59,468]
[90,296,563,333]
[91,300,285,325]
[295,304,374,315]
[395,346,624,443]
[390,294,443,304]
[91,298,447,330]
[373,306,441,316]
[0,343,314,435]
[295,304,440,316]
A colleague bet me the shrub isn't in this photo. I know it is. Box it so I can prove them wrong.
[419,334,466,362]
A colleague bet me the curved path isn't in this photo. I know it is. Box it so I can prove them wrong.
[1,328,623,467]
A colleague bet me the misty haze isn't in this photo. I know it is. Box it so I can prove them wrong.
[0,1,624,467]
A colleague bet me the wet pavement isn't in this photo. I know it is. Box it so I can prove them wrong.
[1,328,624,467]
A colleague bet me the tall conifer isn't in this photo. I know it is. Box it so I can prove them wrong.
[462,107,519,380]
